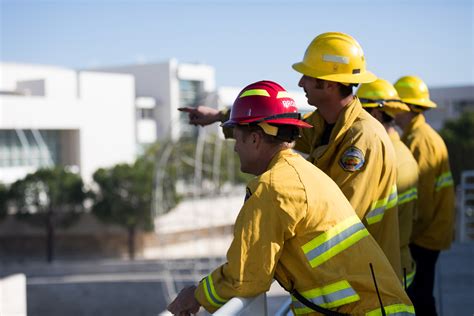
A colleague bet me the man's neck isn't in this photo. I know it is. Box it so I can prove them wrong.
[397,112,418,130]
[318,95,354,124]
[254,145,289,176]
[384,124,398,135]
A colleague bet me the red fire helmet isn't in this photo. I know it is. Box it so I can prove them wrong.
[222,80,312,130]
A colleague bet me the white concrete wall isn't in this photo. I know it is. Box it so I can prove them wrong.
[0,63,136,184]
[137,119,157,144]
[0,274,27,316]
[96,59,216,140]
[0,63,78,99]
[77,71,136,182]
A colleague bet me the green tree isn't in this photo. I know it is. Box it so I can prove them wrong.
[8,167,86,262]
[440,111,474,185]
[91,157,155,260]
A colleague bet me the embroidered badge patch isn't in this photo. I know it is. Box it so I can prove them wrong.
[339,146,365,172]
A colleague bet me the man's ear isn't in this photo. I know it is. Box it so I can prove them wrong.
[251,131,259,143]
[251,130,264,147]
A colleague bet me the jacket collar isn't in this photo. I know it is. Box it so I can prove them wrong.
[330,96,362,143]
[403,113,425,136]
[266,148,295,171]
[388,129,401,142]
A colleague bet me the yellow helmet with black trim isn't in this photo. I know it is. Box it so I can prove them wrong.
[292,32,377,84]
[394,75,436,109]
[357,79,410,117]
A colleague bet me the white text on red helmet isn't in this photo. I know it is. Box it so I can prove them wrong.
[282,100,295,108]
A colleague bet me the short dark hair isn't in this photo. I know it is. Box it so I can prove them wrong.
[380,111,394,124]
[338,83,356,98]
[368,108,394,124]
[238,124,300,144]
[315,79,354,98]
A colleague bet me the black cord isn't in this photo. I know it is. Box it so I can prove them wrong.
[291,289,349,316]
[403,268,407,291]
[369,263,386,316]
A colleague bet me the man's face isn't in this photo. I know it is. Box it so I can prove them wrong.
[233,127,258,175]
[368,107,383,122]
[394,111,411,127]
[298,75,325,106]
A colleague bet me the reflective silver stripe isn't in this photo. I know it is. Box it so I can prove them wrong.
[366,186,398,225]
[398,187,417,205]
[203,275,226,307]
[292,288,358,309]
[404,269,416,288]
[323,54,349,64]
[291,280,360,313]
[387,190,398,208]
[366,304,415,315]
[366,205,385,220]
[435,172,453,191]
[304,221,367,266]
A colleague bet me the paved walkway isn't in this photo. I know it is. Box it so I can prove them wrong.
[435,242,474,315]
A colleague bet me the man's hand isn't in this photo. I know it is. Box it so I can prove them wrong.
[167,285,201,315]
[178,106,223,126]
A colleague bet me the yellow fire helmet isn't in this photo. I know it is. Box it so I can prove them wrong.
[394,75,437,109]
[292,32,377,84]
[357,78,411,117]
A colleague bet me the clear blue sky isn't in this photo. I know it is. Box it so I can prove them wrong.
[1,0,473,91]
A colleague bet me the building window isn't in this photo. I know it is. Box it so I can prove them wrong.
[0,129,60,168]
[137,108,154,120]
[179,80,203,107]
[179,80,204,137]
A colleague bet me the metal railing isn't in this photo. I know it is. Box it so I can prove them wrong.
[457,170,474,242]
[213,292,292,316]
[213,293,268,316]
[0,274,27,316]
[159,287,292,316]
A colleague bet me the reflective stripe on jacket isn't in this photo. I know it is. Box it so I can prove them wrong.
[294,97,401,277]
[401,114,455,250]
[194,149,413,314]
[389,130,418,283]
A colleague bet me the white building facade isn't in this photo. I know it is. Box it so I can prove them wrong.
[0,63,136,184]
[3,60,469,187]
[96,59,217,146]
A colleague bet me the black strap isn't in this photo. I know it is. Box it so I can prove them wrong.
[291,289,350,316]
[253,112,302,123]
[359,98,405,106]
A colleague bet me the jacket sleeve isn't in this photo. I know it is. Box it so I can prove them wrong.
[220,108,234,139]
[194,182,298,312]
[329,132,397,222]
[413,139,455,249]
[329,131,401,277]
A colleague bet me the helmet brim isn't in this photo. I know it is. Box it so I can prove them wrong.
[265,118,312,128]
[400,98,437,109]
[222,118,312,129]
[292,62,377,84]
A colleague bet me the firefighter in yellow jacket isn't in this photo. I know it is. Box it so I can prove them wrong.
[394,75,455,315]
[356,79,419,289]
[179,32,402,279]
[168,80,413,316]
[292,32,401,277]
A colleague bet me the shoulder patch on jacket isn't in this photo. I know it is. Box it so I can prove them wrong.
[339,146,365,172]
